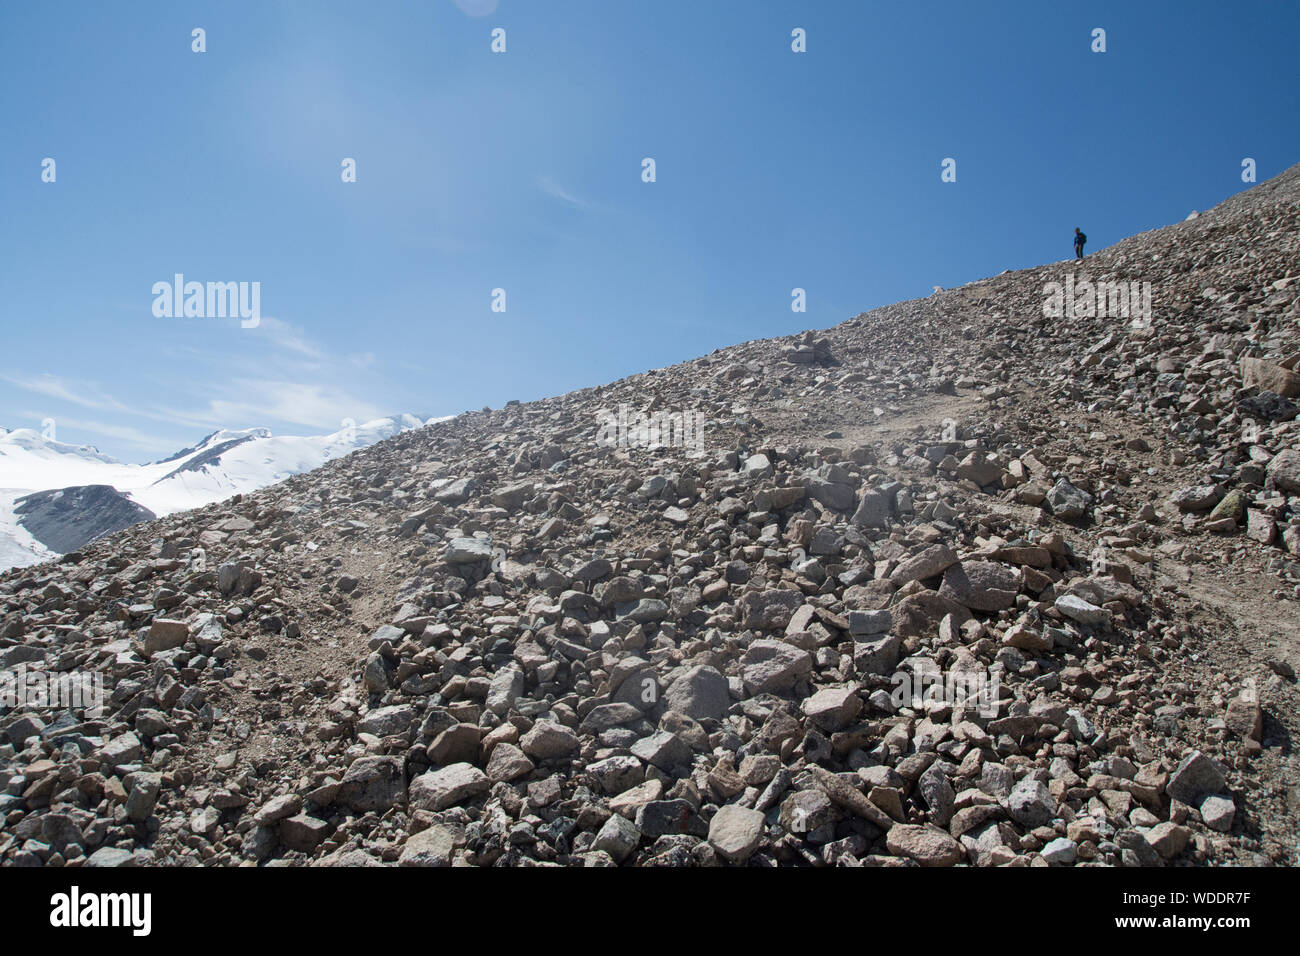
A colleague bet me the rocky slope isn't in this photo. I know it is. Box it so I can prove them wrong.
[1,165,1298,868]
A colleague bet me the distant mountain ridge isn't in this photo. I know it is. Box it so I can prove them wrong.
[148,427,272,466]
[0,414,449,569]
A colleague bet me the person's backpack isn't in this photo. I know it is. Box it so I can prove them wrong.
[1076,232,1087,245]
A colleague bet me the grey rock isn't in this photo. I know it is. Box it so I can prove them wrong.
[890,545,959,586]
[662,665,731,721]
[708,804,766,863]
[1166,750,1227,805]
[1046,479,1093,519]
[630,730,693,772]
[356,704,416,738]
[399,824,459,867]
[336,755,407,811]
[1199,794,1236,832]
[740,640,813,694]
[123,770,161,822]
[917,764,955,827]
[1041,837,1078,864]
[445,536,493,564]
[737,589,805,630]
[1007,777,1055,828]
[939,560,1020,612]
[885,824,963,866]
[520,720,580,760]
[410,763,490,811]
[83,846,135,868]
[593,814,642,863]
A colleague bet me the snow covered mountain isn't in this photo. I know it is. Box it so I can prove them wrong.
[0,414,448,570]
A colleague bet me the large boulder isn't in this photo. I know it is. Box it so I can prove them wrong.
[852,488,892,528]
[890,545,959,587]
[1267,449,1300,494]
[445,536,493,564]
[955,451,1005,488]
[662,665,731,721]
[336,756,407,811]
[143,618,189,656]
[1241,356,1300,397]
[892,591,971,641]
[740,640,813,694]
[737,589,804,630]
[939,560,1020,611]
[1046,479,1093,519]
[885,824,963,866]
[409,763,490,811]
[1166,751,1228,805]
[1008,777,1056,827]
[520,720,580,760]
[708,805,766,863]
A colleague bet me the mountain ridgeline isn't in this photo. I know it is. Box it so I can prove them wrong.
[0,415,440,570]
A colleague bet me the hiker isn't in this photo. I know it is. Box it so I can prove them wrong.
[1074,227,1087,260]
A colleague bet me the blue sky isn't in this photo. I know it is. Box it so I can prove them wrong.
[2,0,1298,461]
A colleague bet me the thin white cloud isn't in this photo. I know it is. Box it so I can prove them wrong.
[2,374,131,413]
[451,0,499,17]
[247,316,326,361]
[538,175,594,210]
[5,315,403,454]
[3,374,216,432]
[17,411,169,453]
[204,380,387,431]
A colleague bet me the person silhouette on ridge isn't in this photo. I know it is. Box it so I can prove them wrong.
[1074,227,1087,260]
